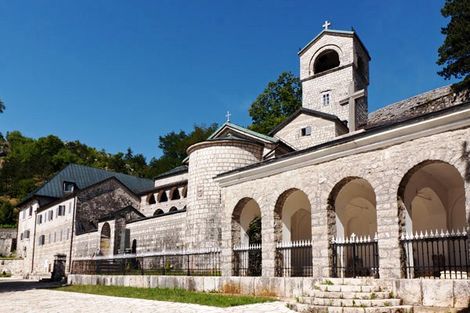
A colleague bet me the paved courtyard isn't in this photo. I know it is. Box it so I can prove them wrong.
[0,279,295,313]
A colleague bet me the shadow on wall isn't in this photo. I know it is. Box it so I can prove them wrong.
[462,141,470,183]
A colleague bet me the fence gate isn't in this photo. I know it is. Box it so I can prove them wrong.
[331,233,379,278]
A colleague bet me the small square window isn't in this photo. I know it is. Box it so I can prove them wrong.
[301,126,312,136]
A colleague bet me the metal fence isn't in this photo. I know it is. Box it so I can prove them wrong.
[71,248,220,276]
[233,243,261,276]
[401,229,469,279]
[331,233,379,278]
[275,240,312,277]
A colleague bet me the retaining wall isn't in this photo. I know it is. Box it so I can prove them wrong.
[68,274,469,310]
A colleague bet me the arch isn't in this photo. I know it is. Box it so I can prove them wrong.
[273,188,312,277]
[231,197,262,276]
[158,190,168,202]
[100,222,111,256]
[153,209,164,216]
[314,49,340,74]
[147,194,156,205]
[169,206,178,213]
[170,187,181,200]
[398,160,466,233]
[397,160,467,278]
[327,177,378,278]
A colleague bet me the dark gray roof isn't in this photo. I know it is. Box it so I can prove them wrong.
[23,164,153,203]
[154,165,188,180]
[367,86,469,128]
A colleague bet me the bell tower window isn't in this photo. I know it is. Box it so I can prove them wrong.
[314,50,340,74]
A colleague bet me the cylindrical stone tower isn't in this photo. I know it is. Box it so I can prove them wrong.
[186,138,263,249]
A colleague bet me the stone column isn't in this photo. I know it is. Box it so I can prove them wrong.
[261,201,275,277]
[311,196,331,278]
[376,188,402,279]
[220,207,232,277]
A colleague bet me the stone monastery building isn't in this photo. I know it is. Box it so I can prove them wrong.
[14,24,470,309]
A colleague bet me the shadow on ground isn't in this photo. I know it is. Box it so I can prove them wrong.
[0,279,61,293]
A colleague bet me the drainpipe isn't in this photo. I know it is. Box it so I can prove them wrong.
[68,197,78,273]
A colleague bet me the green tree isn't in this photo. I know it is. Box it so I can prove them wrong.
[248,72,302,135]
[148,123,218,177]
[437,0,470,92]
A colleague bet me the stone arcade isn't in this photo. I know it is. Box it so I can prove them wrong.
[15,25,470,311]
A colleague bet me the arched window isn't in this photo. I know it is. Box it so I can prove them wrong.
[314,50,340,74]
[148,194,156,205]
[153,209,164,216]
[170,187,180,200]
[158,190,168,202]
[169,206,178,213]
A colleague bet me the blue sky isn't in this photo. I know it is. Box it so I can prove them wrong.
[0,0,455,159]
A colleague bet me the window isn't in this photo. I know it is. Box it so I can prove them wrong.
[48,210,54,221]
[301,126,312,137]
[28,206,32,216]
[24,230,30,239]
[314,49,340,74]
[153,209,164,216]
[63,181,75,193]
[38,235,45,246]
[60,230,63,241]
[322,92,331,106]
[37,214,43,225]
[57,205,66,216]
[20,233,23,240]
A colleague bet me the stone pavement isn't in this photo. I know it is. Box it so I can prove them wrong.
[0,279,296,313]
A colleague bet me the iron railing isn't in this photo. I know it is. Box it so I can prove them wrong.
[275,240,312,277]
[233,243,261,276]
[401,229,469,279]
[331,233,379,278]
[71,248,220,276]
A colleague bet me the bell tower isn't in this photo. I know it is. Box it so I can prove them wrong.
[299,22,371,130]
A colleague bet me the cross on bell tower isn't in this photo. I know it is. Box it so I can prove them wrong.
[225,111,231,123]
[322,20,331,30]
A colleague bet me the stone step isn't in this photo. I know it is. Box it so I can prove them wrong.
[288,303,413,313]
[307,291,393,300]
[307,298,402,307]
[316,284,383,293]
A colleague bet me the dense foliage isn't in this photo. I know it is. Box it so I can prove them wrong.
[248,72,302,135]
[437,0,470,92]
[0,124,217,226]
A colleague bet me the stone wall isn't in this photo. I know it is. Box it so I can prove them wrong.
[0,258,24,277]
[68,274,470,310]
[75,179,140,235]
[34,198,75,275]
[186,140,264,249]
[126,212,186,252]
[73,231,100,258]
[220,126,470,279]
[274,114,346,150]
[0,228,17,257]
